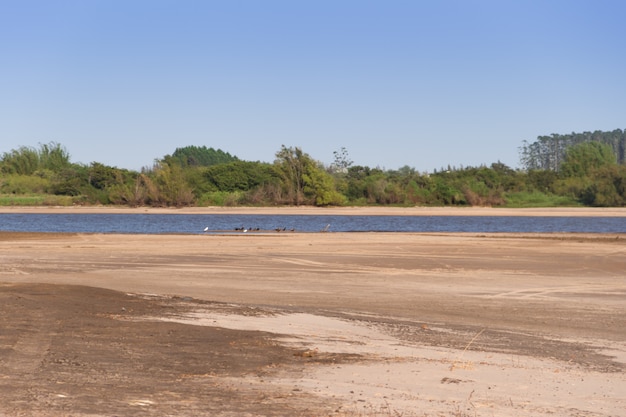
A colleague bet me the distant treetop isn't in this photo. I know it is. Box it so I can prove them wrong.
[166,145,238,167]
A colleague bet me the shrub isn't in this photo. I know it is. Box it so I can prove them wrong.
[0,174,50,194]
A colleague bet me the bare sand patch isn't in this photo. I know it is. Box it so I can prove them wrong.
[1,231,625,416]
[147,306,626,416]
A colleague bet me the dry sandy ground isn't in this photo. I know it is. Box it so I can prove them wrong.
[1,207,625,416]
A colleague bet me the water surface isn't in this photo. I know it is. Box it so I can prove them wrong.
[1,213,624,234]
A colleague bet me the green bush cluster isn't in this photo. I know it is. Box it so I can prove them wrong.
[2,136,626,208]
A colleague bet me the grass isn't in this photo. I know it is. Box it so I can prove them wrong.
[502,191,581,208]
[0,194,75,206]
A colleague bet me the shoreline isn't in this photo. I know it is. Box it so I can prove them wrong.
[1,205,626,217]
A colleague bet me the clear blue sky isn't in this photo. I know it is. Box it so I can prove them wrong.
[2,0,624,172]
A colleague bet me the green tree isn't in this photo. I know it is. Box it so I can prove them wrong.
[343,166,382,203]
[520,129,626,171]
[303,165,345,206]
[274,146,344,206]
[274,146,308,205]
[88,162,127,190]
[108,173,159,207]
[152,162,195,206]
[203,161,280,192]
[166,146,238,167]
[559,142,617,178]
[1,146,40,175]
[1,142,71,175]
[580,166,626,206]
[38,142,71,172]
[526,169,558,193]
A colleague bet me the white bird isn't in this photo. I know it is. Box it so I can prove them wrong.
[203,226,209,232]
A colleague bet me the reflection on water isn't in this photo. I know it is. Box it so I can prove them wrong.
[0,213,624,234]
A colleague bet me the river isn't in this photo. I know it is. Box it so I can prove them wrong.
[1,213,625,234]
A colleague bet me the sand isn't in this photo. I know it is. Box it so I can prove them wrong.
[0,206,625,416]
[1,205,626,216]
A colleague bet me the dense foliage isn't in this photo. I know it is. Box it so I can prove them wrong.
[2,130,626,208]
[519,129,626,171]
[164,145,238,168]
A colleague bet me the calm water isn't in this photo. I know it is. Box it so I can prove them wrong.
[0,213,624,234]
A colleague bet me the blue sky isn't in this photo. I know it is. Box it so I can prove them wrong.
[1,0,624,172]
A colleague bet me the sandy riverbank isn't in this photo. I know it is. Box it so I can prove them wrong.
[1,205,626,216]
[1,231,625,416]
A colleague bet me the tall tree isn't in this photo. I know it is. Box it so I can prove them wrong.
[0,142,71,175]
[559,142,617,178]
[330,147,353,173]
[274,145,344,206]
[520,129,626,171]
[152,162,195,206]
[38,142,71,171]
[275,145,308,205]
[1,146,40,175]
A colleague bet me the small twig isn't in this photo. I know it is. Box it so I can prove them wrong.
[450,328,486,371]
[467,389,475,408]
[462,328,485,354]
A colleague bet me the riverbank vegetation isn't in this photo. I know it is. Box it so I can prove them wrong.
[1,129,625,208]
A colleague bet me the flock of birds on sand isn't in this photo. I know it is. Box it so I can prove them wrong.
[203,224,331,233]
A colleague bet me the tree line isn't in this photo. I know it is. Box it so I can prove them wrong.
[519,129,626,171]
[1,130,626,207]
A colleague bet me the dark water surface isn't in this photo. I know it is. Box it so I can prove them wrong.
[0,213,624,234]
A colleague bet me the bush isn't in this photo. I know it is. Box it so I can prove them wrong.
[0,194,75,206]
[503,191,580,207]
[197,191,242,206]
[0,174,50,194]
